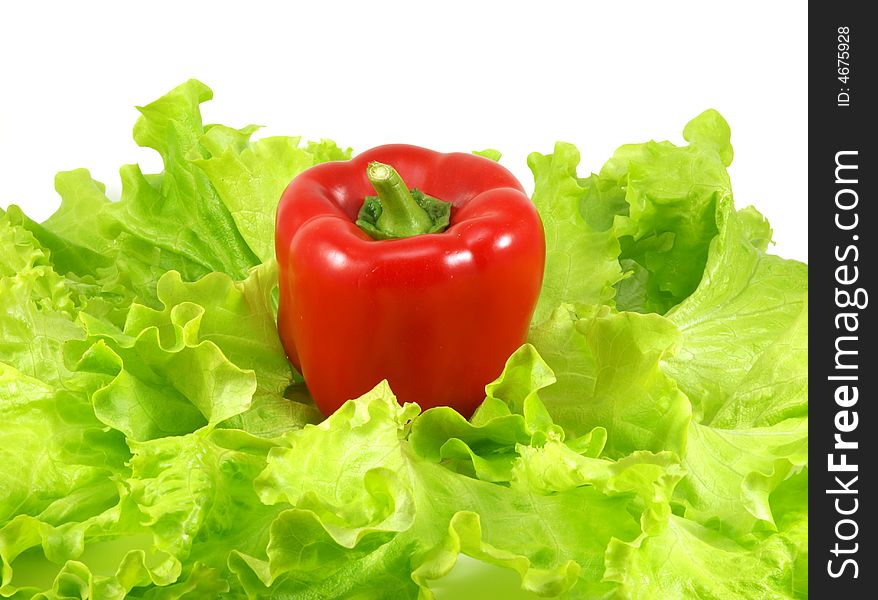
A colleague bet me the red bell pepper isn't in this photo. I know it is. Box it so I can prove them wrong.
[275,145,545,416]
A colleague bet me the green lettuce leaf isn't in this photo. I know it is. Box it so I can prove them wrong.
[663,198,808,424]
[710,295,808,429]
[529,304,691,459]
[104,80,260,292]
[8,80,348,315]
[1,428,281,599]
[409,345,566,483]
[674,418,808,539]
[527,143,623,325]
[581,109,734,315]
[63,299,256,442]
[126,429,285,583]
[63,263,318,441]
[3,174,115,283]
[0,213,211,598]
[244,348,691,599]
[769,469,808,598]
[0,212,82,388]
[604,515,799,599]
[246,386,618,598]
[195,133,351,263]
[0,215,130,535]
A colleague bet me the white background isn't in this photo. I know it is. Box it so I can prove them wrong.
[0,1,808,596]
[1,1,807,261]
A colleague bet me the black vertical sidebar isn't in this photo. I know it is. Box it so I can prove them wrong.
[809,1,874,597]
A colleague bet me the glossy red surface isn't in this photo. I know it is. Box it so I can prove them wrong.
[276,145,545,416]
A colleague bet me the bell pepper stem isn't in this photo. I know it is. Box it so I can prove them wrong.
[367,161,434,238]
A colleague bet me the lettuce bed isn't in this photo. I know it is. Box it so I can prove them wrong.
[0,80,807,599]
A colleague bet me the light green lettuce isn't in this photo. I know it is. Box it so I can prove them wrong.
[604,515,799,599]
[525,117,807,586]
[663,199,807,424]
[529,305,691,459]
[527,143,623,324]
[769,469,808,598]
[7,80,349,314]
[195,131,351,263]
[243,354,681,599]
[0,216,151,598]
[674,418,808,539]
[63,262,318,441]
[579,109,735,315]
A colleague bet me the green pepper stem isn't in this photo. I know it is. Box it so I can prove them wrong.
[367,161,433,238]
